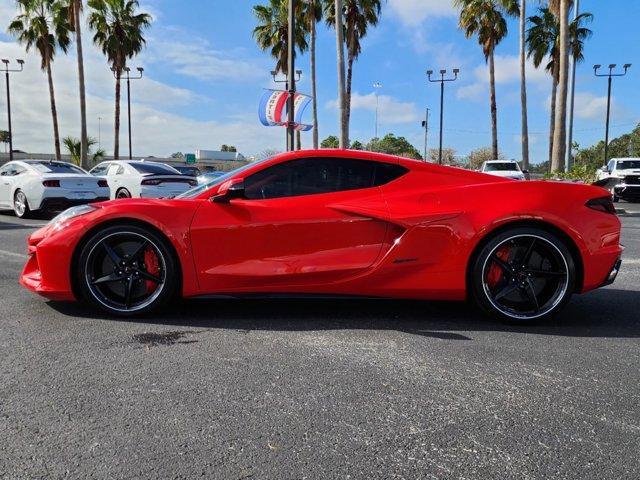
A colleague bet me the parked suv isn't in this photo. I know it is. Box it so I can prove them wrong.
[596,158,640,202]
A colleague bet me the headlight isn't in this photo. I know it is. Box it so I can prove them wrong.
[49,205,97,231]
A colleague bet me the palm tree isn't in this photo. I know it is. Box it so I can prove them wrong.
[87,0,151,160]
[454,0,519,160]
[63,135,105,165]
[519,0,529,170]
[253,0,308,75]
[527,6,592,167]
[66,0,89,169]
[301,0,322,149]
[325,0,382,132]
[8,0,71,160]
[334,0,348,148]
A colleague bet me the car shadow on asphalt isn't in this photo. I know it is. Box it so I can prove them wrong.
[47,287,640,339]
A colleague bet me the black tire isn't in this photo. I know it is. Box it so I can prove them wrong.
[75,224,179,316]
[13,190,31,218]
[471,227,576,324]
[116,188,132,199]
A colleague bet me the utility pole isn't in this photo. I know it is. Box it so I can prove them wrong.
[1,59,24,161]
[421,108,430,162]
[594,63,631,165]
[427,69,459,165]
[98,116,102,150]
[286,0,296,152]
[113,66,143,159]
[272,69,302,151]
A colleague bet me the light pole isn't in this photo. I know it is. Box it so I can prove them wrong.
[566,0,579,171]
[427,68,459,164]
[286,0,296,152]
[98,116,102,151]
[272,69,302,151]
[113,66,143,159]
[594,63,631,165]
[373,81,382,139]
[421,107,430,162]
[2,59,24,161]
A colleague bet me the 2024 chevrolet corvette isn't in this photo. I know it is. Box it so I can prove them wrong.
[20,150,623,323]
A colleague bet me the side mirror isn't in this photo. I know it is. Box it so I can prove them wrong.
[522,169,529,174]
[212,178,245,203]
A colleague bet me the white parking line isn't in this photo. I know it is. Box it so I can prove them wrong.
[0,249,27,259]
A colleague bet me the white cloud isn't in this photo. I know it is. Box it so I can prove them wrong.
[388,0,456,27]
[147,37,265,82]
[573,92,622,121]
[326,92,420,124]
[0,39,282,157]
[456,55,551,101]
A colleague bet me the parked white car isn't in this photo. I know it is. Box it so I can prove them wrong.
[595,158,640,202]
[89,160,196,199]
[0,160,110,218]
[480,160,527,180]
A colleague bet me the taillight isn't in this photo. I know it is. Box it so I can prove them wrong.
[98,180,108,188]
[42,180,60,187]
[586,196,616,214]
[141,179,161,186]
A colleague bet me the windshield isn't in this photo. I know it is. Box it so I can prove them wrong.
[484,162,519,172]
[130,163,180,175]
[27,161,87,175]
[616,160,640,170]
[176,160,266,199]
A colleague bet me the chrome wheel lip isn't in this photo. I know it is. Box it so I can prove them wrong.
[481,234,569,320]
[84,231,166,313]
[14,191,26,217]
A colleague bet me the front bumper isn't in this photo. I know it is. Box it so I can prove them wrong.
[613,184,640,200]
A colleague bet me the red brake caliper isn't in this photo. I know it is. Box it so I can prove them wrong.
[143,248,160,294]
[486,245,511,288]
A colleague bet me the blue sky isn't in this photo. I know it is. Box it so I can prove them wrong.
[0,0,638,162]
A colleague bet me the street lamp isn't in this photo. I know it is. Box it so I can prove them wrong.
[427,68,459,164]
[272,69,302,150]
[594,63,631,165]
[373,82,382,139]
[2,59,25,161]
[113,66,143,159]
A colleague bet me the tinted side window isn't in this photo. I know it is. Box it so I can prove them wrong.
[91,163,110,176]
[373,163,408,186]
[244,158,379,200]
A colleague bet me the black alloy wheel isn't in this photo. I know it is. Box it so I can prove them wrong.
[472,228,575,323]
[77,225,178,315]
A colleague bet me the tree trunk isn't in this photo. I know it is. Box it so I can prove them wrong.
[346,55,354,136]
[46,59,62,160]
[75,0,89,169]
[519,0,529,169]
[551,0,569,172]
[114,71,121,159]
[334,0,348,148]
[310,7,319,149]
[488,50,498,159]
[548,66,558,168]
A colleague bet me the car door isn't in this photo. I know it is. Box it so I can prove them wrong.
[0,163,15,207]
[189,157,395,292]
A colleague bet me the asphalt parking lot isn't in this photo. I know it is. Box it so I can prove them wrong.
[1,204,639,479]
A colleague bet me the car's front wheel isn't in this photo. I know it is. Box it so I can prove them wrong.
[471,227,576,323]
[76,224,179,316]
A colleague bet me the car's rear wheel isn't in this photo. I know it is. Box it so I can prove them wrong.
[76,225,178,316]
[471,227,576,323]
[13,190,30,218]
[116,188,131,199]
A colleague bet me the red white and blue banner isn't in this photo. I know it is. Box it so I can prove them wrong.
[258,89,313,132]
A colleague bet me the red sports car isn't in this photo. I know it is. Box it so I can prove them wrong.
[20,150,622,323]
